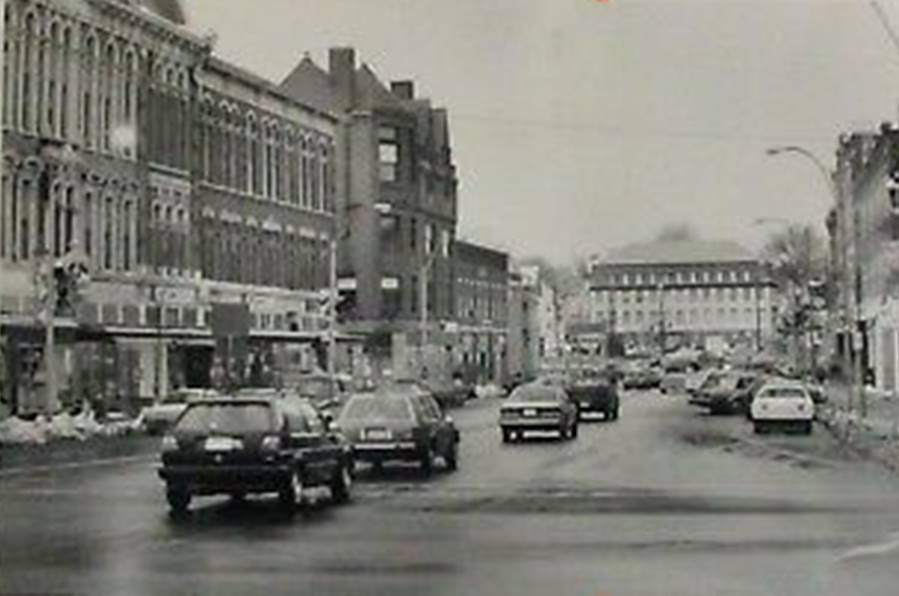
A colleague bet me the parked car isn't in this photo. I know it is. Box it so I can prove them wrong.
[688,370,726,407]
[157,394,354,514]
[499,383,579,442]
[337,383,460,475]
[734,376,769,418]
[141,388,219,435]
[659,372,688,395]
[750,381,815,434]
[566,372,620,421]
[703,372,759,415]
[623,366,663,390]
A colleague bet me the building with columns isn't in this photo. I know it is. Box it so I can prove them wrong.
[0,0,339,415]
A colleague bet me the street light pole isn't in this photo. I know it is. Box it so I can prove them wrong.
[766,144,861,409]
[419,251,437,377]
[327,239,337,378]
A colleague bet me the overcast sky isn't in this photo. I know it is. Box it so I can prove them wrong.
[186,0,899,264]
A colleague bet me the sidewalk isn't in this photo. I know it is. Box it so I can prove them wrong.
[820,383,899,473]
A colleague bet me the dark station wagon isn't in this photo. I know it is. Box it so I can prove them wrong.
[158,395,354,514]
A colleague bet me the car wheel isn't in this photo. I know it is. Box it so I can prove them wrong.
[502,428,513,443]
[559,423,569,440]
[445,441,459,471]
[612,408,619,421]
[420,445,434,476]
[279,471,303,513]
[330,463,353,504]
[803,420,813,435]
[570,422,579,439]
[753,421,764,434]
[166,485,191,514]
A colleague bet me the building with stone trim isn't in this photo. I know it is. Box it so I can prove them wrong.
[0,0,339,415]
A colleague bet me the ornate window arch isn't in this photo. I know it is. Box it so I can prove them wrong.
[247,111,260,194]
[21,12,38,133]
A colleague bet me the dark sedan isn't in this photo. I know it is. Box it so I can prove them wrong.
[337,384,460,475]
[157,395,354,514]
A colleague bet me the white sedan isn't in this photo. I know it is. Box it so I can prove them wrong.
[750,381,814,434]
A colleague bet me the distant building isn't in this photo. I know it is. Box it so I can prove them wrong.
[507,269,539,379]
[590,240,778,353]
[453,239,509,383]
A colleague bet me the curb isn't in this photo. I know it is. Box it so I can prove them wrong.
[0,434,160,473]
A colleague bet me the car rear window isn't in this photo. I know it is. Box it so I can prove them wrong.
[175,402,274,434]
[758,387,808,399]
[339,396,414,421]
[510,386,560,403]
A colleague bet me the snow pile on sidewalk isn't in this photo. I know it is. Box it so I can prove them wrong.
[0,408,141,446]
[819,399,899,473]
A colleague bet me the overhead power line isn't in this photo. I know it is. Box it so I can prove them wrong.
[449,112,832,145]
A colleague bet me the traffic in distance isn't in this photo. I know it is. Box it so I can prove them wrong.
[152,352,825,516]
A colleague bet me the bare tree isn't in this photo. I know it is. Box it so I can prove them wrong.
[761,224,827,288]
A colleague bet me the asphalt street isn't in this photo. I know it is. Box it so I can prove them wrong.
[2,391,899,596]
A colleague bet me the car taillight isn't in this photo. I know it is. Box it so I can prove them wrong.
[260,435,281,452]
[161,435,178,453]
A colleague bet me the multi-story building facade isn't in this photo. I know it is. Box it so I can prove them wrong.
[590,240,778,353]
[518,265,562,364]
[453,239,508,383]
[831,127,899,392]
[280,48,458,346]
[0,0,338,415]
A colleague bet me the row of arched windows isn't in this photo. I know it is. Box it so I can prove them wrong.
[2,4,144,157]
[0,163,137,273]
[198,97,335,213]
[150,197,191,275]
[198,216,330,290]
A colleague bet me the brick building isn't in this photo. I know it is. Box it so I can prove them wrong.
[590,240,778,353]
[453,239,508,383]
[830,128,899,392]
[0,0,339,414]
[280,48,458,347]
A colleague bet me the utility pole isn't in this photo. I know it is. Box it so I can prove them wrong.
[327,239,338,378]
[419,252,437,377]
[755,263,763,352]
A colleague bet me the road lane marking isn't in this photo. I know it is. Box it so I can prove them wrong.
[837,532,899,562]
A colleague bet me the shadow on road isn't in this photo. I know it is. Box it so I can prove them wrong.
[165,495,339,530]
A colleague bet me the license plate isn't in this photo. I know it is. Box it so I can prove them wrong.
[365,428,392,440]
[522,408,537,417]
[205,436,241,452]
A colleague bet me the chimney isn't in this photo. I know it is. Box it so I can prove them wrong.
[329,47,356,105]
[390,80,415,100]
